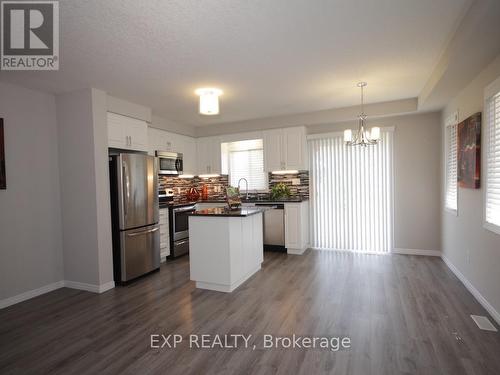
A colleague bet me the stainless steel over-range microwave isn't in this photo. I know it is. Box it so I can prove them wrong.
[155,151,183,175]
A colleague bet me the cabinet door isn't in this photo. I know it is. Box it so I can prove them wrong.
[107,112,128,149]
[107,112,148,151]
[285,203,301,249]
[196,138,211,174]
[159,208,170,258]
[147,127,161,156]
[210,137,222,174]
[182,137,197,175]
[283,126,306,170]
[166,132,182,153]
[197,137,221,175]
[129,119,149,152]
[263,129,283,172]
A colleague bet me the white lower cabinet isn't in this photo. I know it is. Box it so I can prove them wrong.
[285,201,309,254]
[159,208,170,260]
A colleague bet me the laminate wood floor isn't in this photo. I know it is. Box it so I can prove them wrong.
[1,250,500,375]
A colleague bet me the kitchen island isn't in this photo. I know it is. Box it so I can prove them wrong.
[188,207,267,292]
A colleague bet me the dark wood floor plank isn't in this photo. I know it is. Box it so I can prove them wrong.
[1,250,499,375]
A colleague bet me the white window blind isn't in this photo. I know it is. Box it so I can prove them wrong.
[308,130,393,253]
[485,91,500,230]
[445,123,458,212]
[226,140,267,190]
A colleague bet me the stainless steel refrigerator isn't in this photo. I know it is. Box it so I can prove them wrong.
[109,153,160,282]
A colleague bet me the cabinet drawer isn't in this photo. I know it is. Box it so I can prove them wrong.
[160,232,169,245]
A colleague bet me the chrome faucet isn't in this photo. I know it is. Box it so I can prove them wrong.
[238,178,249,200]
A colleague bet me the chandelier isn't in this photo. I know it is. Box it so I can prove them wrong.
[344,82,381,146]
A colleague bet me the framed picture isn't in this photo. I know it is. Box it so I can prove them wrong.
[457,112,481,189]
[0,118,5,189]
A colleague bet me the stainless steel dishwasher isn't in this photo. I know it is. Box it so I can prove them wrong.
[255,203,286,251]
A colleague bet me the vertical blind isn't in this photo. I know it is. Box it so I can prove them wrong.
[445,124,458,211]
[486,92,500,228]
[308,130,393,253]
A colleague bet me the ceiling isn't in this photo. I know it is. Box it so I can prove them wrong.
[0,0,471,127]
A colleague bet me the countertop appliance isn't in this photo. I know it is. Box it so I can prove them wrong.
[169,203,196,258]
[156,151,183,175]
[255,203,286,251]
[109,153,160,282]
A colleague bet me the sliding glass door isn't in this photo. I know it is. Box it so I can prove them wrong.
[308,131,393,253]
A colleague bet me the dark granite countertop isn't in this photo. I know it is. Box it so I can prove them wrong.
[160,197,308,209]
[188,207,270,217]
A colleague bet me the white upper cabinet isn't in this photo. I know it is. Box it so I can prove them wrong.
[283,126,306,170]
[196,137,222,175]
[263,126,307,171]
[263,129,283,171]
[107,112,148,152]
[182,137,197,175]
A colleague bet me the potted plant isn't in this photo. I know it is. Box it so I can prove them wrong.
[270,183,291,200]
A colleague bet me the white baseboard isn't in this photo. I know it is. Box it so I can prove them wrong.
[0,279,115,310]
[393,248,441,257]
[64,280,115,294]
[97,281,115,293]
[441,255,500,325]
[0,281,65,309]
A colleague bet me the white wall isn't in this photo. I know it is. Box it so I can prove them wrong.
[441,53,500,318]
[56,88,114,289]
[107,95,152,123]
[152,115,196,137]
[309,112,442,253]
[0,82,64,300]
[195,98,418,137]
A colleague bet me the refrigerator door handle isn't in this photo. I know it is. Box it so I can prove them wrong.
[126,227,159,237]
[122,163,129,218]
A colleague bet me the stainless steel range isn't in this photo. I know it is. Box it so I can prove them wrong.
[169,203,196,258]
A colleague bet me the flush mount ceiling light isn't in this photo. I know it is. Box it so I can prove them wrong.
[195,88,223,115]
[344,82,381,147]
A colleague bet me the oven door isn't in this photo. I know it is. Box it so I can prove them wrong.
[172,205,195,240]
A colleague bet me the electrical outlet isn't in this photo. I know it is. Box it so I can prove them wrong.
[291,178,301,186]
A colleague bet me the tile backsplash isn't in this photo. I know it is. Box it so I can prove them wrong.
[268,171,309,199]
[159,175,229,202]
[159,171,309,202]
